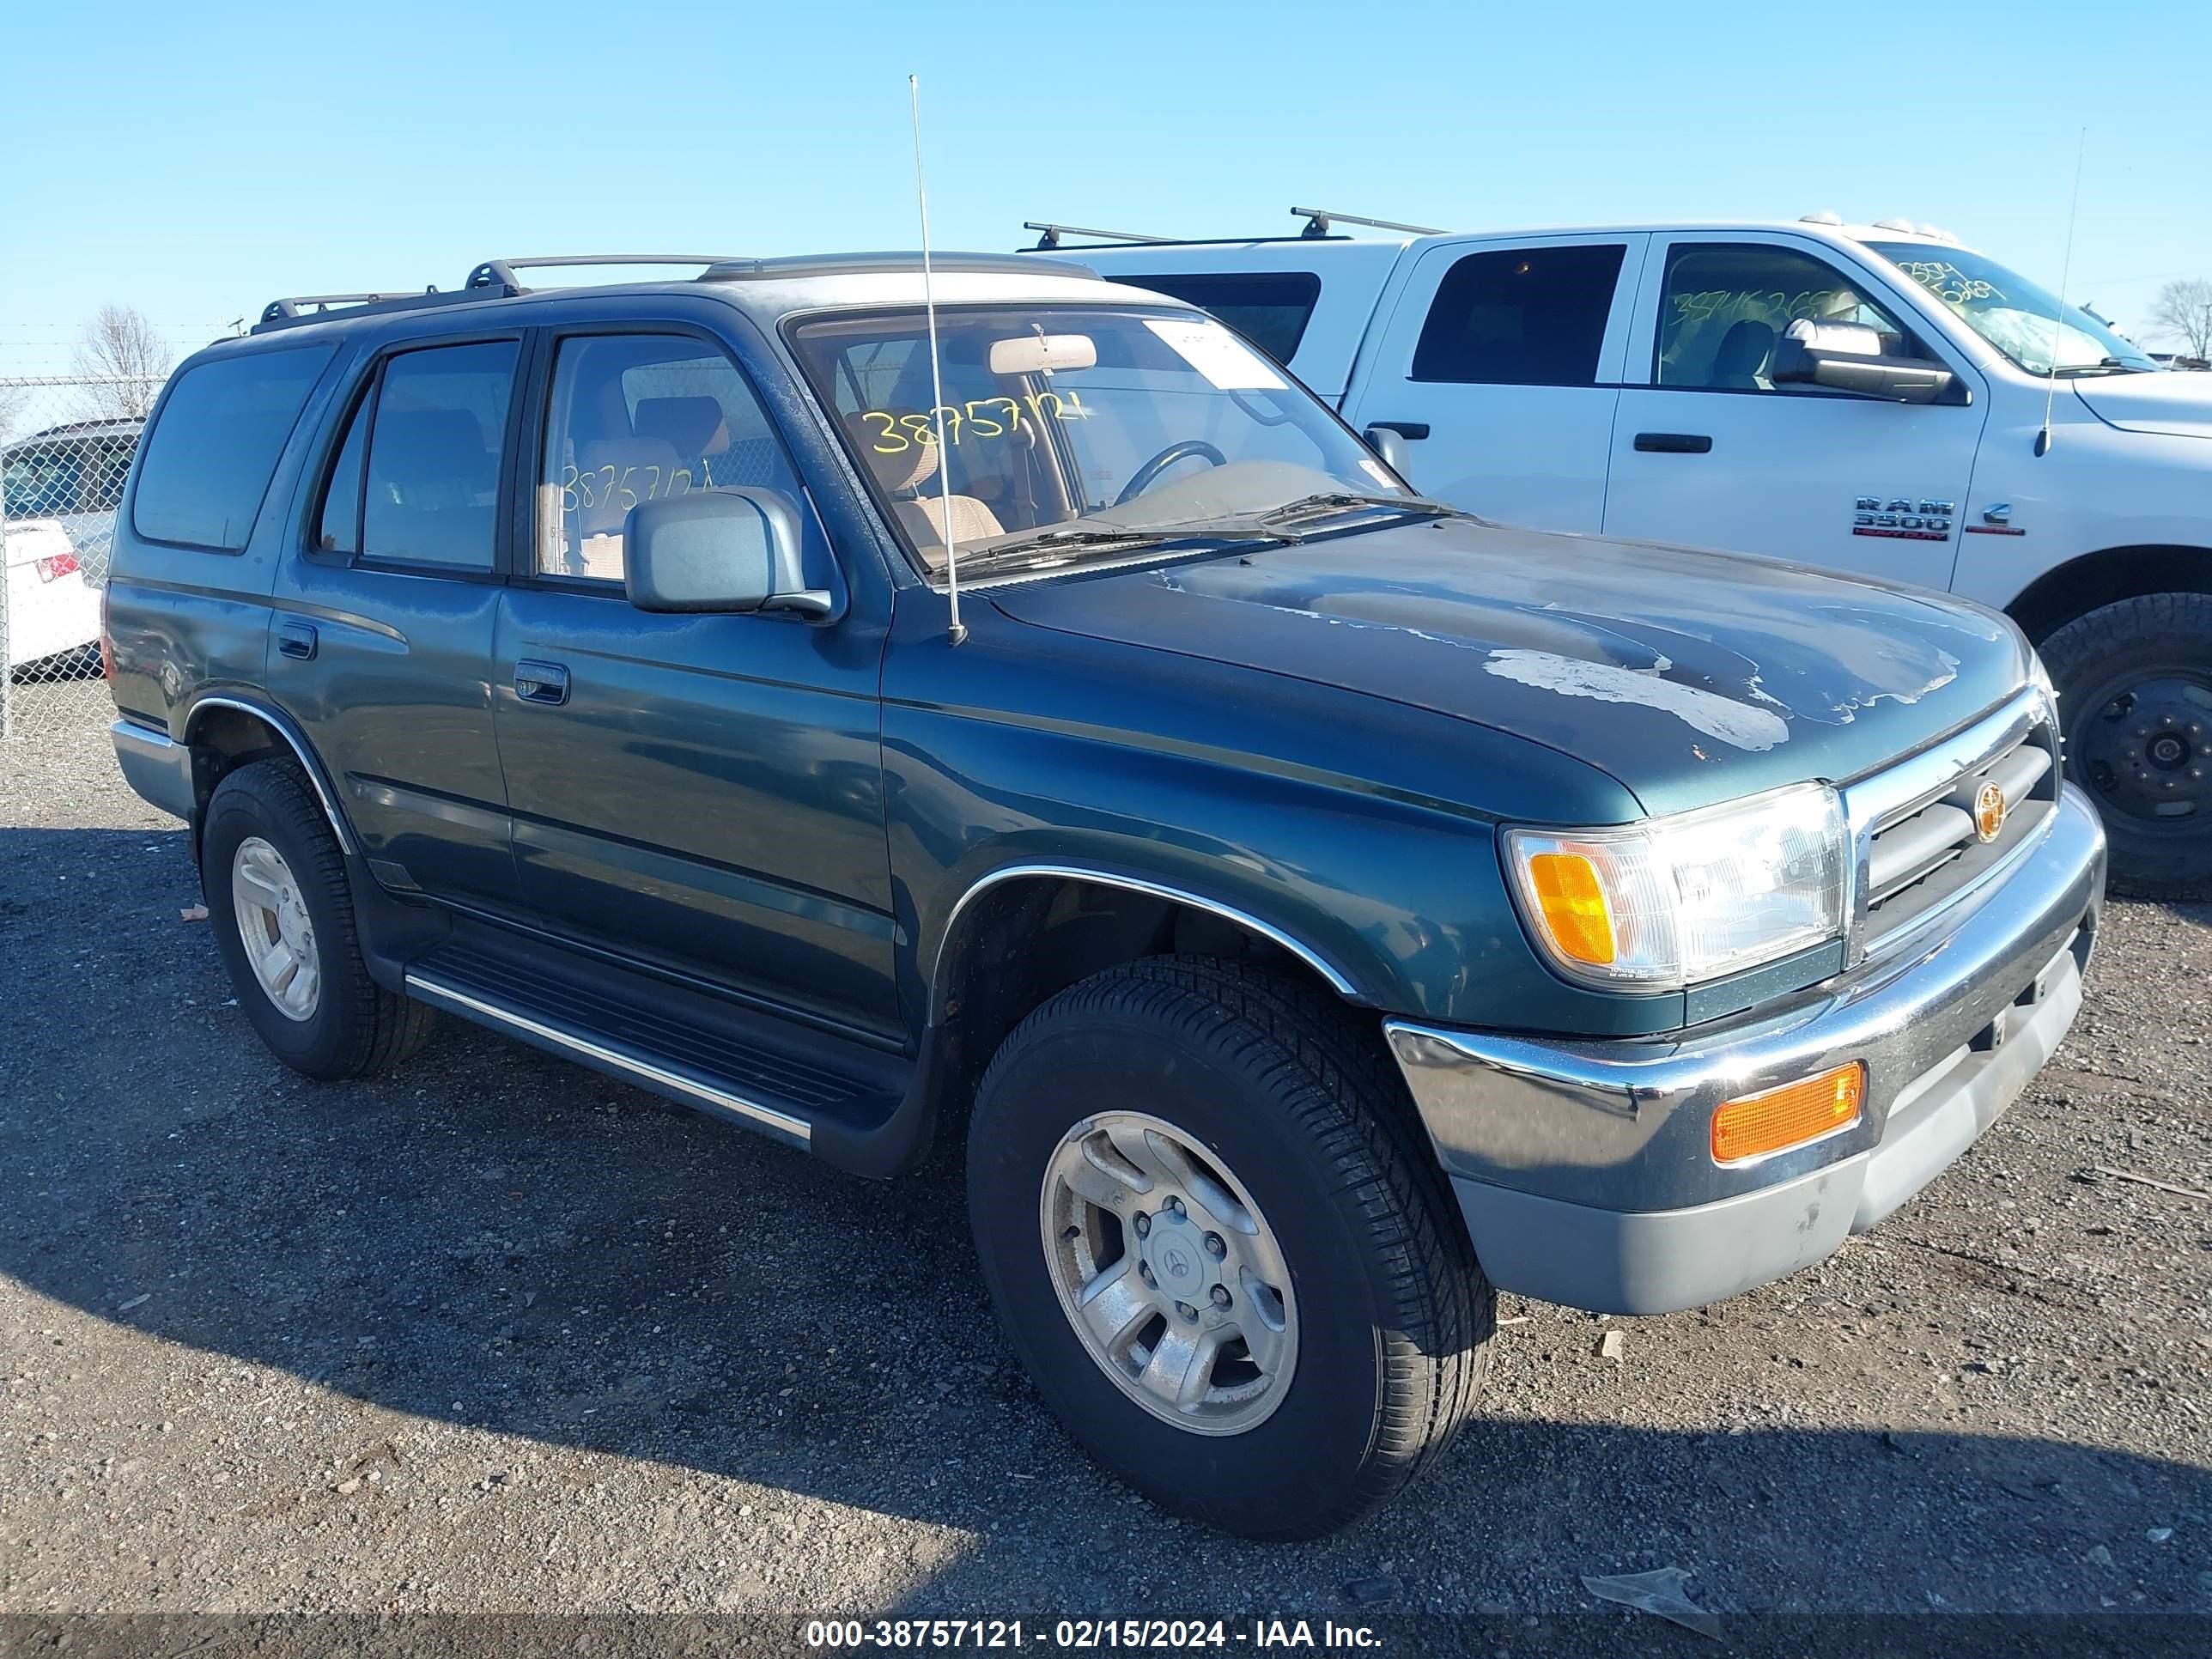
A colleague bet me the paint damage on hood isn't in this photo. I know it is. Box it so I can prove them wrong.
[989,517,2027,818]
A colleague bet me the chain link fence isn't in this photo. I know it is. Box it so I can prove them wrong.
[2,374,152,741]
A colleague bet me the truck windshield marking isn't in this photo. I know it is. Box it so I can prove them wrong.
[858,392,1091,453]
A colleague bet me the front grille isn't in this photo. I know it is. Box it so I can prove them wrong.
[1843,690,2061,954]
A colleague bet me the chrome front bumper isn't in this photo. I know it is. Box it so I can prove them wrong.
[1387,784,2107,1315]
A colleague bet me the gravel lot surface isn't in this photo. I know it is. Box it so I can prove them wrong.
[3,681,2209,1632]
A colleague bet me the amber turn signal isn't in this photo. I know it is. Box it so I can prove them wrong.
[1527,852,1614,965]
[1710,1062,1866,1165]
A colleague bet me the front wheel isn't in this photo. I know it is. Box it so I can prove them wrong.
[2041,592,2212,900]
[966,957,1492,1539]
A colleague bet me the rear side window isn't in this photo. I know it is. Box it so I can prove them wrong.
[313,386,372,556]
[358,342,519,571]
[1411,245,1626,386]
[1110,271,1322,363]
[131,345,334,550]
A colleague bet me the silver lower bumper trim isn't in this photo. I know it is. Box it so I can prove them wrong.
[1387,784,2107,1312]
[109,718,196,823]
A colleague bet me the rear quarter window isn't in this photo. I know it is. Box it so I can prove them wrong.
[1108,271,1322,364]
[1411,245,1626,386]
[131,344,334,550]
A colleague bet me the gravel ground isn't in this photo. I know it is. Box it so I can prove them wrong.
[3,680,2209,1631]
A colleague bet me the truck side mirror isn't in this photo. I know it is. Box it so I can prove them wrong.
[624,489,833,618]
[1770,319,1961,405]
[1364,425,1414,476]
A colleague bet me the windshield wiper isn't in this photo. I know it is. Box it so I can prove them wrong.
[1250,492,1468,528]
[953,525,1281,576]
[2051,357,2152,378]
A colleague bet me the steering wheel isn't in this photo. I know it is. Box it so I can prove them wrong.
[1114,440,1228,507]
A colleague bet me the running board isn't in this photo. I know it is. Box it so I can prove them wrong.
[400,930,910,1154]
[404,971,814,1147]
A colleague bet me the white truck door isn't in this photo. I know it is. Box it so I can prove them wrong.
[1602,233,1988,589]
[1342,233,1647,532]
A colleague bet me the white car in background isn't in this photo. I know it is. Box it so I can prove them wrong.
[3,420,139,673]
[2,516,99,672]
[3,419,143,581]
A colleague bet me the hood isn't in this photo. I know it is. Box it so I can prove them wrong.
[2072,373,2212,440]
[989,519,2031,819]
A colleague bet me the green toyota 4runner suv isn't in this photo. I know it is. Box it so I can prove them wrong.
[106,252,2106,1538]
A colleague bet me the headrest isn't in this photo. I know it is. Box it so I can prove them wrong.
[844,412,938,495]
[1713,319,1777,376]
[633,396,728,457]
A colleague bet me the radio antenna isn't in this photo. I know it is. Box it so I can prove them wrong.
[908,74,965,644]
[2036,127,2087,459]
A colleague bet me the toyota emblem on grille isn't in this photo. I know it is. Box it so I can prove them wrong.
[1973,781,2008,842]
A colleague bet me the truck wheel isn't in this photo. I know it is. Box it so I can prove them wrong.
[965,956,1492,1538]
[200,759,433,1080]
[2041,592,2212,900]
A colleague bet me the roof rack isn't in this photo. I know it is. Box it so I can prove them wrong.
[1018,216,1375,252]
[464,253,744,291]
[252,250,1094,340]
[702,251,1092,282]
[1024,222,1176,250]
[253,288,490,334]
[254,256,744,337]
[1289,207,1443,239]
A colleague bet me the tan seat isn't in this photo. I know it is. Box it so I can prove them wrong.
[844,414,1002,556]
[546,436,686,579]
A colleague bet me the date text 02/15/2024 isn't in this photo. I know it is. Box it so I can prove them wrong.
[802,1619,1384,1649]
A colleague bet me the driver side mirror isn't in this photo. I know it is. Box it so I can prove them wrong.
[624,489,834,617]
[1769,319,1961,405]
[1363,425,1414,477]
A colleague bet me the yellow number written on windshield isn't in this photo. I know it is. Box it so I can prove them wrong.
[860,392,1091,455]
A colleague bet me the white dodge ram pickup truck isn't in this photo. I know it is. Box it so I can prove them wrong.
[1052,216,2212,898]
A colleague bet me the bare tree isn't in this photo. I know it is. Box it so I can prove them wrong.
[70,304,174,421]
[2150,278,2212,362]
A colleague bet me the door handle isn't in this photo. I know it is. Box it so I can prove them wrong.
[276,621,319,660]
[1367,421,1431,440]
[1633,432,1713,453]
[514,660,570,706]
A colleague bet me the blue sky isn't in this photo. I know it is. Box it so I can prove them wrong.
[3,0,2206,379]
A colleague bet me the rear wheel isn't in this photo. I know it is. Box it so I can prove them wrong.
[2042,592,2212,900]
[201,760,433,1079]
[966,957,1492,1538]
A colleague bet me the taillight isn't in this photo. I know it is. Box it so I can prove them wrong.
[100,583,116,682]
[33,550,81,582]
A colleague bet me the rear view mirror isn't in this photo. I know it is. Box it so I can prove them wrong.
[624,489,832,617]
[1771,319,1959,404]
[988,333,1098,375]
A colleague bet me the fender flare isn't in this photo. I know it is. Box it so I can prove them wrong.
[927,860,1361,1024]
[181,692,356,855]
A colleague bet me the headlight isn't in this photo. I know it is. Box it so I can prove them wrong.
[2027,649,2061,721]
[1504,783,1847,990]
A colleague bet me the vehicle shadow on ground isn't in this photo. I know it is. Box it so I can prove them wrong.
[2,825,2208,1620]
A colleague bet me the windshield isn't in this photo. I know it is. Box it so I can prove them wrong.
[1869,242,2157,376]
[787,306,1408,575]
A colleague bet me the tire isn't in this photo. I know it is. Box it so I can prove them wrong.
[965,956,1493,1539]
[2041,592,2212,901]
[200,759,434,1079]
